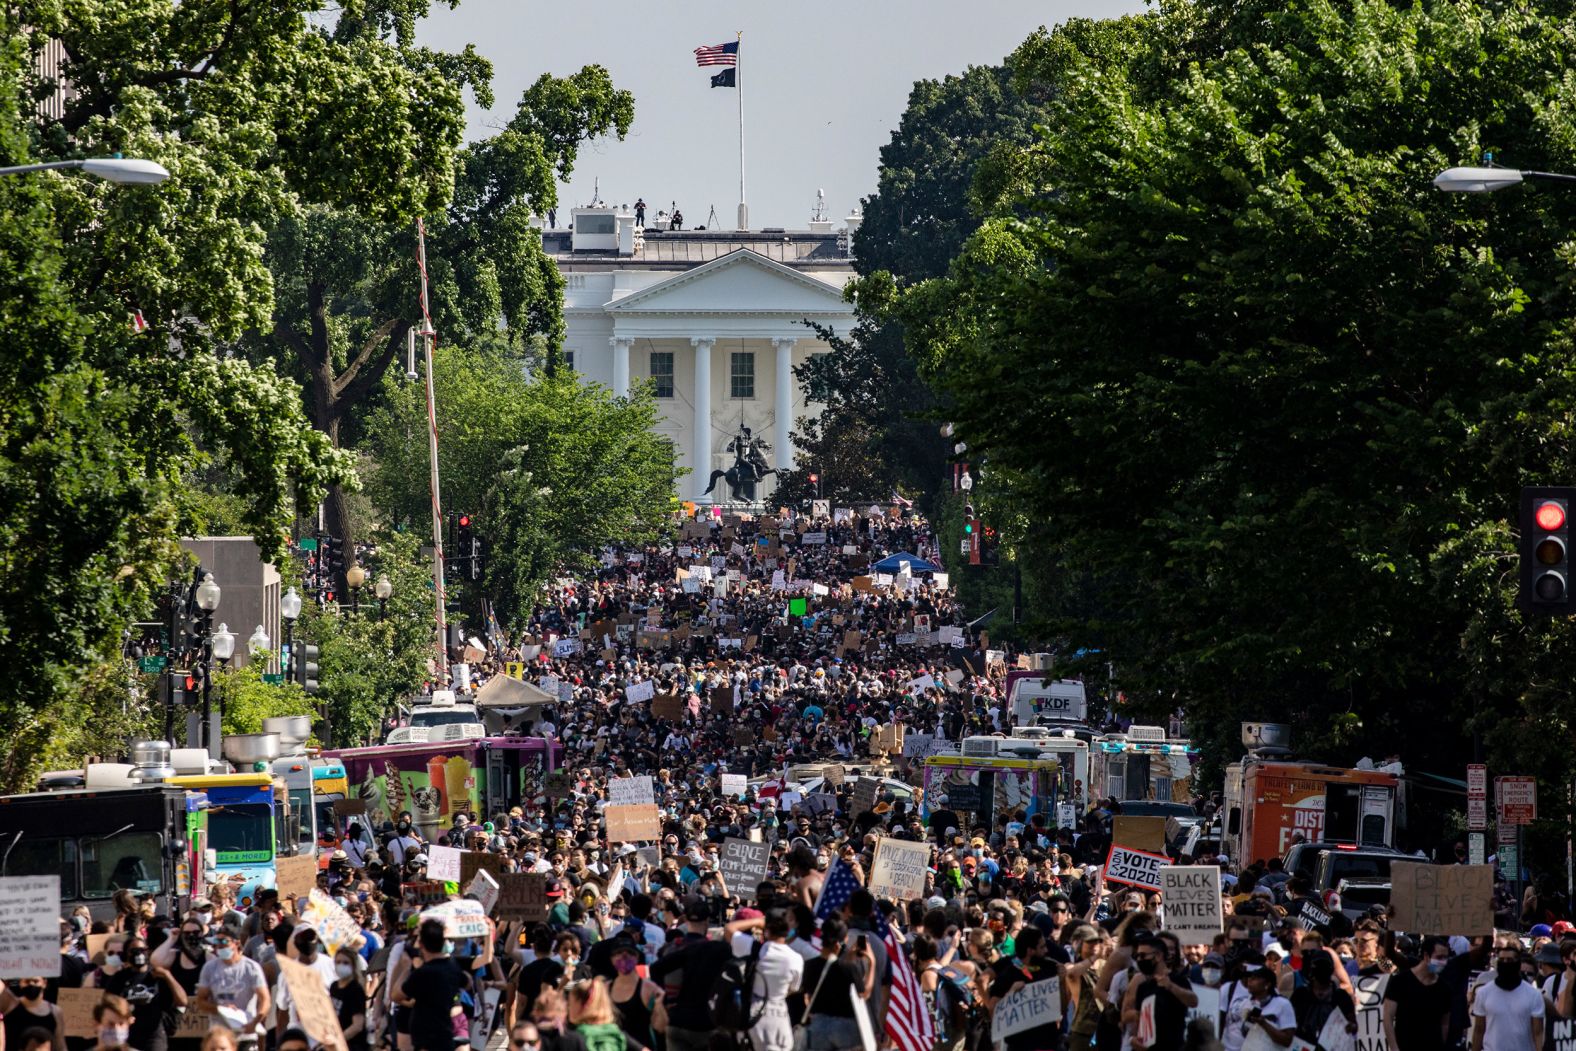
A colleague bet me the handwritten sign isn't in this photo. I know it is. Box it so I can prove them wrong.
[459,850,507,888]
[1160,866,1222,944]
[868,839,932,901]
[279,955,348,1051]
[625,680,656,705]
[276,852,320,904]
[495,874,547,922]
[422,898,489,939]
[57,987,101,1038]
[652,693,685,721]
[467,868,500,914]
[302,889,365,954]
[609,775,655,806]
[604,804,662,843]
[1389,861,1494,935]
[0,876,60,977]
[425,845,462,882]
[1113,815,1168,854]
[1104,845,1169,893]
[718,838,770,897]
[990,979,1061,1042]
[721,773,748,798]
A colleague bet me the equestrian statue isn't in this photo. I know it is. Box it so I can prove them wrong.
[703,426,775,502]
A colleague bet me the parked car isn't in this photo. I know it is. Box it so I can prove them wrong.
[1284,841,1404,886]
[1313,846,1407,894]
[1115,800,1197,820]
[1334,877,1391,922]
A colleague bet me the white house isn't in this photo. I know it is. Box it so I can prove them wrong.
[549,201,860,502]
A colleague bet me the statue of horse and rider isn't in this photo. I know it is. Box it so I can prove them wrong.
[703,426,776,503]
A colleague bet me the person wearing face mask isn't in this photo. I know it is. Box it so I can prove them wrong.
[1472,935,1544,1051]
[273,928,337,1042]
[606,939,666,1050]
[393,918,467,1051]
[986,926,1060,1051]
[1289,944,1356,1045]
[530,988,588,1051]
[195,928,271,1046]
[1121,931,1197,1051]
[387,815,424,868]
[330,951,368,1051]
[87,937,131,989]
[1382,934,1452,1051]
[88,994,135,1051]
[0,977,65,1051]
[103,936,187,1051]
[1220,955,1294,1051]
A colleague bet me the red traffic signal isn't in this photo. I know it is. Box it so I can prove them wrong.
[1537,501,1567,531]
[1521,486,1576,612]
[458,514,471,528]
[808,474,819,483]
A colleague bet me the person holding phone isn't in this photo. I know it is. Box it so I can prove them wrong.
[1221,955,1295,1051]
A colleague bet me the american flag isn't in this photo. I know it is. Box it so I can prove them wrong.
[890,489,913,509]
[694,41,739,66]
[813,860,936,1051]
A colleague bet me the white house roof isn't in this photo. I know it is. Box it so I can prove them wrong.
[604,248,853,318]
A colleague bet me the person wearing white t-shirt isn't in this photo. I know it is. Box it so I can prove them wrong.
[1473,938,1544,1051]
[1221,959,1295,1051]
[273,929,339,1045]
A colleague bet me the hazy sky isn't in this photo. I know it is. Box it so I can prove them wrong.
[417,1,1146,229]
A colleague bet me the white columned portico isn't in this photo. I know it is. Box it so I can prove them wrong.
[772,337,796,479]
[691,337,715,501]
[610,336,632,399]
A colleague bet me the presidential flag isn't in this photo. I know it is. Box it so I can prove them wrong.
[812,859,936,1051]
[710,68,736,89]
[694,41,739,66]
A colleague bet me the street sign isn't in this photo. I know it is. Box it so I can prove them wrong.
[1496,776,1537,826]
[1468,832,1486,866]
[1467,799,1487,830]
[261,674,285,685]
[1498,842,1519,881]
[1467,763,1487,831]
[298,538,319,551]
[137,655,167,675]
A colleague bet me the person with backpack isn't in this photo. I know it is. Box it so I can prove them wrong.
[794,917,874,1051]
[566,980,625,1051]
[915,933,969,1051]
[732,910,802,1051]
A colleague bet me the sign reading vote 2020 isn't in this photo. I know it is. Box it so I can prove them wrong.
[1104,844,1168,893]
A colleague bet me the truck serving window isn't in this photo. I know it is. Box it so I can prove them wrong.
[4,837,77,897]
[81,833,161,898]
[208,804,274,864]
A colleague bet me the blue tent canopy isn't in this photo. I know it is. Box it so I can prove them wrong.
[871,551,941,573]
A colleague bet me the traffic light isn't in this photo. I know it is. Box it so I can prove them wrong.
[963,504,975,533]
[293,642,320,694]
[321,536,346,578]
[982,524,1000,566]
[1521,486,1576,612]
[468,530,484,581]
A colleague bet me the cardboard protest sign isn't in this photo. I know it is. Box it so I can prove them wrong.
[1389,861,1494,935]
[425,845,463,882]
[604,804,662,842]
[467,868,501,914]
[276,852,320,904]
[459,850,507,888]
[401,881,450,907]
[279,955,348,1051]
[1160,866,1222,944]
[495,874,548,922]
[804,792,839,815]
[848,778,880,820]
[421,898,489,939]
[544,770,574,797]
[1104,845,1169,893]
[991,979,1062,1042]
[1112,815,1168,854]
[652,693,685,721]
[0,876,61,977]
[868,838,932,901]
[1291,897,1332,933]
[721,773,748,797]
[331,798,367,817]
[710,686,735,714]
[718,837,770,896]
[57,987,101,1037]
[609,775,656,806]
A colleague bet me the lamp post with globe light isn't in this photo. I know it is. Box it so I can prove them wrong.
[346,563,367,615]
[281,586,302,683]
[375,574,393,622]
[194,573,221,753]
[208,621,235,755]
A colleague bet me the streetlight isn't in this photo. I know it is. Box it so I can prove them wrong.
[346,563,367,614]
[195,572,221,613]
[247,625,270,659]
[281,585,301,683]
[210,624,236,663]
[0,157,170,184]
[374,574,393,622]
[1434,166,1576,193]
[192,572,221,754]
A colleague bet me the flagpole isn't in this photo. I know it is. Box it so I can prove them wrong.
[736,30,747,231]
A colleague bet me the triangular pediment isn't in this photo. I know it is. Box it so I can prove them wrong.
[605,249,851,315]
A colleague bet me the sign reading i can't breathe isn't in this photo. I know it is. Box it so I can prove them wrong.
[1104,844,1169,893]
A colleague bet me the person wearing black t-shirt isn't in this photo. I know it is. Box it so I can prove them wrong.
[329,951,369,1051]
[795,917,874,1051]
[988,927,1062,1051]
[512,928,566,1025]
[103,937,185,1051]
[1123,932,1195,1051]
[396,919,468,1051]
[1382,935,1452,1051]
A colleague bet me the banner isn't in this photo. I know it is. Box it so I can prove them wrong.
[1159,866,1222,944]
[868,839,932,901]
[1389,861,1494,934]
[1104,845,1169,893]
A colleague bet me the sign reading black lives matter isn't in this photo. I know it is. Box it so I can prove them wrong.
[1159,866,1222,944]
[1104,844,1169,893]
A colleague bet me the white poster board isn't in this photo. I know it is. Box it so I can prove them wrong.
[990,979,1061,1042]
[609,775,656,806]
[721,773,748,797]
[867,839,931,901]
[0,876,60,977]
[425,845,463,882]
[1160,866,1223,944]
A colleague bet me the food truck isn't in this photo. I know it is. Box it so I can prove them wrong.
[1222,757,1399,866]
[921,746,1079,831]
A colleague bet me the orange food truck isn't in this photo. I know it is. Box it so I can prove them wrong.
[1222,757,1399,866]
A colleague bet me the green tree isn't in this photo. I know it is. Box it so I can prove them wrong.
[898,0,1576,781]
[364,346,679,626]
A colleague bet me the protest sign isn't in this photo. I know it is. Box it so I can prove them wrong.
[302,889,365,954]
[822,765,845,785]
[276,852,320,903]
[990,979,1062,1042]
[460,850,507,888]
[467,868,501,914]
[1349,972,1389,1051]
[902,733,934,758]
[279,955,348,1051]
[422,899,489,939]
[625,680,656,705]
[57,988,100,1038]
[1292,897,1332,932]
[1160,866,1222,944]
[604,804,662,842]
[718,837,770,894]
[425,845,463,882]
[804,792,839,815]
[1389,861,1494,935]
[495,873,548,922]
[543,771,574,797]
[1104,845,1168,893]
[1552,1018,1576,1051]
[331,798,367,818]
[1112,815,1168,854]
[710,686,735,714]
[849,778,880,820]
[401,881,450,907]
[652,693,685,721]
[721,773,748,797]
[868,838,932,901]
[1185,986,1220,1043]
[0,876,60,977]
[609,775,656,806]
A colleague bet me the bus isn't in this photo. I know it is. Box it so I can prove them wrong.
[920,753,1072,831]
[168,773,280,909]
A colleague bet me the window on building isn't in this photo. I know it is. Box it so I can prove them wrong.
[730,352,755,399]
[578,213,616,234]
[563,350,576,373]
[650,351,674,398]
